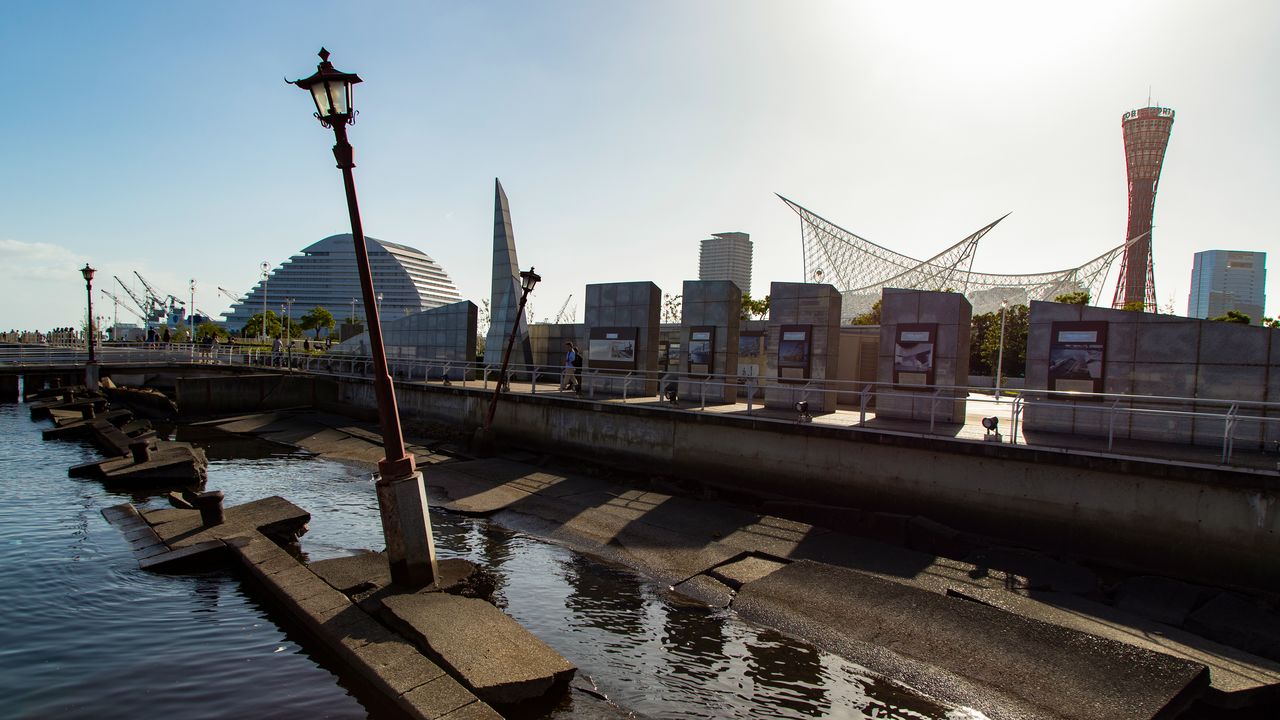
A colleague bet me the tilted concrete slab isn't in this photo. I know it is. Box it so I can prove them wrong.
[381,593,576,711]
[733,560,1208,720]
[955,587,1280,709]
[707,555,788,590]
[144,495,309,549]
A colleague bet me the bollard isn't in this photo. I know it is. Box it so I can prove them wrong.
[195,490,225,526]
[80,404,96,420]
[129,439,152,464]
[63,390,76,403]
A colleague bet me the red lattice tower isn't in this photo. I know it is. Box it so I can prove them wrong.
[1112,106,1174,311]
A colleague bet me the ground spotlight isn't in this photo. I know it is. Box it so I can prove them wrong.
[795,400,811,423]
[982,416,1002,442]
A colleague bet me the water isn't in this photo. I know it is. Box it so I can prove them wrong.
[0,399,978,719]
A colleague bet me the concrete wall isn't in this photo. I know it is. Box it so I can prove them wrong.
[765,282,843,413]
[678,280,741,404]
[333,377,1280,591]
[583,282,661,396]
[836,326,880,406]
[1024,301,1280,447]
[877,289,971,423]
[176,374,338,416]
[529,323,587,379]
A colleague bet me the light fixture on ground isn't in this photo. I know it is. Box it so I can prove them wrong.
[291,48,438,589]
[80,264,99,389]
[795,399,811,423]
[982,416,1002,442]
[475,267,540,453]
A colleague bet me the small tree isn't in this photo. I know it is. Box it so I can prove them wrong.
[1121,300,1147,312]
[740,293,771,321]
[851,299,882,326]
[242,310,281,340]
[171,325,192,343]
[1053,291,1090,305]
[1212,310,1252,325]
[1263,316,1279,329]
[195,321,229,342]
[299,306,336,338]
[979,304,1030,378]
[661,294,683,324]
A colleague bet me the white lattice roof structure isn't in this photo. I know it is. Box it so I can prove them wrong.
[779,195,1129,319]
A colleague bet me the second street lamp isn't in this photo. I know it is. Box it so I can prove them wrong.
[291,48,438,589]
[80,264,97,365]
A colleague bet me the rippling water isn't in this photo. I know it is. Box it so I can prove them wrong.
[1,397,975,720]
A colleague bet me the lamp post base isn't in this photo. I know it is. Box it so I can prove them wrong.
[84,362,99,392]
[471,426,495,458]
[375,470,439,590]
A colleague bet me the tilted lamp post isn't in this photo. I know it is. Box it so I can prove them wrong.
[291,48,438,588]
[478,267,540,446]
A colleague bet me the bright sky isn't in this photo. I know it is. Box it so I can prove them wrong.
[3,0,1278,331]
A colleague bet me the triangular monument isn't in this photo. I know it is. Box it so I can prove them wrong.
[484,179,532,368]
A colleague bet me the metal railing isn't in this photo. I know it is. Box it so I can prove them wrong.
[5,342,1278,468]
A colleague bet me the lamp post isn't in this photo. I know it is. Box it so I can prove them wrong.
[479,267,540,444]
[189,279,197,358]
[80,264,98,388]
[995,299,1009,400]
[291,48,438,589]
[260,261,270,343]
[283,297,295,368]
[377,292,383,315]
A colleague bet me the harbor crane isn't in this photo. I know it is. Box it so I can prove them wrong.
[553,294,575,324]
[217,286,244,304]
[99,289,147,325]
[113,275,159,323]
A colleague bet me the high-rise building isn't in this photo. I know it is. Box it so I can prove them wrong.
[222,234,461,332]
[1112,106,1175,312]
[1187,250,1266,323]
[698,232,752,296]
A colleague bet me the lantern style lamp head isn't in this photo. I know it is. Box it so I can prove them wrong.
[289,48,362,127]
[520,268,541,294]
[80,264,96,283]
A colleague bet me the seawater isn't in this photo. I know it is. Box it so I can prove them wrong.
[0,400,978,719]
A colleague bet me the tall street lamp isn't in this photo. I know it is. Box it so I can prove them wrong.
[291,48,438,589]
[189,279,197,357]
[477,267,540,450]
[260,261,270,343]
[995,298,1009,400]
[283,297,295,367]
[80,264,97,366]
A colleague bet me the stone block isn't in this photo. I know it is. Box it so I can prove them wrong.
[881,289,920,320]
[1102,362,1135,396]
[1199,323,1270,366]
[1023,402,1073,434]
[1133,363,1198,399]
[1197,364,1267,404]
[1128,402,1194,444]
[1105,321,1139,362]
[1135,322,1200,364]
[1029,300,1082,323]
[1024,354,1049,391]
[381,593,576,710]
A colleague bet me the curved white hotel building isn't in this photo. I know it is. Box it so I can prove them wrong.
[222,234,462,333]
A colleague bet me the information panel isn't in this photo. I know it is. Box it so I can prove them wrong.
[777,325,811,383]
[687,327,715,377]
[893,323,937,389]
[588,327,639,370]
[1048,321,1107,394]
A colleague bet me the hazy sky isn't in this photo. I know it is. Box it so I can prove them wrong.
[3,0,1278,330]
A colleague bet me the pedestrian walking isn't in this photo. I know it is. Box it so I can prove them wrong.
[561,341,582,393]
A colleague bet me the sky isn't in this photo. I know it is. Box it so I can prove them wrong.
[3,0,1278,331]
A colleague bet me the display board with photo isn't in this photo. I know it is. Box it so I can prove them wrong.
[687,327,714,376]
[778,325,811,382]
[588,327,639,370]
[1048,321,1107,394]
[893,324,936,388]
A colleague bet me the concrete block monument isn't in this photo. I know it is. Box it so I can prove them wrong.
[334,300,476,381]
[583,282,661,396]
[875,289,971,423]
[484,179,532,370]
[1025,301,1280,447]
[765,281,843,413]
[677,280,741,404]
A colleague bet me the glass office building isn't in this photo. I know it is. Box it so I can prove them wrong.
[1187,250,1266,323]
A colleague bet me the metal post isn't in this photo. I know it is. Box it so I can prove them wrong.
[330,119,437,589]
[261,262,270,344]
[995,299,1008,400]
